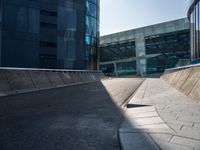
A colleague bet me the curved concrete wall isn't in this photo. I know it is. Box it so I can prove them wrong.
[0,68,103,96]
[161,65,200,101]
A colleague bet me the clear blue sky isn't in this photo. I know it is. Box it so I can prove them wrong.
[100,0,190,36]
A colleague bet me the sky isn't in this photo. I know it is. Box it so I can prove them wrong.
[100,0,190,36]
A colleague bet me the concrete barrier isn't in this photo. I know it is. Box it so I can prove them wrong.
[46,71,64,87]
[29,70,52,89]
[181,67,200,95]
[59,72,73,84]
[174,68,192,89]
[70,71,81,82]
[161,65,200,101]
[171,70,183,86]
[0,68,103,96]
[6,70,35,92]
[0,70,12,94]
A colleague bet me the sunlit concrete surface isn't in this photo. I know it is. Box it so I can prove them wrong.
[119,78,200,150]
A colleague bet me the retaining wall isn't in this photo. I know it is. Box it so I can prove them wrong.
[161,65,200,101]
[0,68,103,96]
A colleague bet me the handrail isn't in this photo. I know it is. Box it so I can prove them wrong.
[0,67,102,73]
[164,63,200,74]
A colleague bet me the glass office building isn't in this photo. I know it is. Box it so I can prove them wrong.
[188,0,200,63]
[0,0,99,70]
[100,18,190,76]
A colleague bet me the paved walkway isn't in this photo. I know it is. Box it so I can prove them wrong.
[119,78,200,150]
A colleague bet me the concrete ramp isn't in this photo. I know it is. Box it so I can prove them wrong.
[161,65,200,101]
[0,68,103,96]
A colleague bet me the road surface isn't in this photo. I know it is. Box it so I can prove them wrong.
[0,78,143,150]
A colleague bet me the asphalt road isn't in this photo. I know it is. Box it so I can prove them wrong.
[0,78,144,150]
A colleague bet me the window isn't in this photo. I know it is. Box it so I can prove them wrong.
[40,41,57,48]
[40,54,56,59]
[40,22,57,29]
[40,10,57,17]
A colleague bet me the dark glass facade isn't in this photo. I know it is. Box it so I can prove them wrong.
[100,41,136,62]
[85,0,99,70]
[145,30,190,73]
[188,0,200,63]
[0,0,99,70]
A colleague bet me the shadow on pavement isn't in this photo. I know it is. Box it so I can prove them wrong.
[0,79,158,150]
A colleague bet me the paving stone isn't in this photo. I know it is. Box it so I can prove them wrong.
[159,115,178,123]
[149,133,173,142]
[157,140,193,150]
[120,78,200,150]
[167,122,183,130]
[132,117,164,125]
[119,122,174,133]
[170,136,200,149]
[166,120,194,127]
[125,111,158,119]
[194,123,200,128]
[119,132,159,150]
[179,126,200,140]
[178,116,200,123]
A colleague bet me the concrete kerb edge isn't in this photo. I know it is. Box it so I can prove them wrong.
[117,79,147,150]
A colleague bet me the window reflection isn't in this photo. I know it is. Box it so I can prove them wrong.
[86,1,97,17]
[85,0,99,70]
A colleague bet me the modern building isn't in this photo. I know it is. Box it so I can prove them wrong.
[188,0,200,64]
[100,18,190,76]
[0,0,99,70]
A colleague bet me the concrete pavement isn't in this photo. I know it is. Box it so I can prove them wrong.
[119,78,200,150]
[1,76,199,150]
[0,78,143,150]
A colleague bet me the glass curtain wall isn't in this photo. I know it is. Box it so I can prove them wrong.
[85,0,99,70]
[99,41,136,75]
[189,0,200,63]
[100,41,136,62]
[145,30,190,73]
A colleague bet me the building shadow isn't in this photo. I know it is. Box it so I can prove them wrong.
[0,80,158,150]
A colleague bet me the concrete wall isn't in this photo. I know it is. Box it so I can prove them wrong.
[161,64,200,102]
[0,68,103,96]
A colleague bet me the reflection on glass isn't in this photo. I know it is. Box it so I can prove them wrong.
[86,16,97,37]
[88,0,97,4]
[86,1,97,17]
[85,0,99,70]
